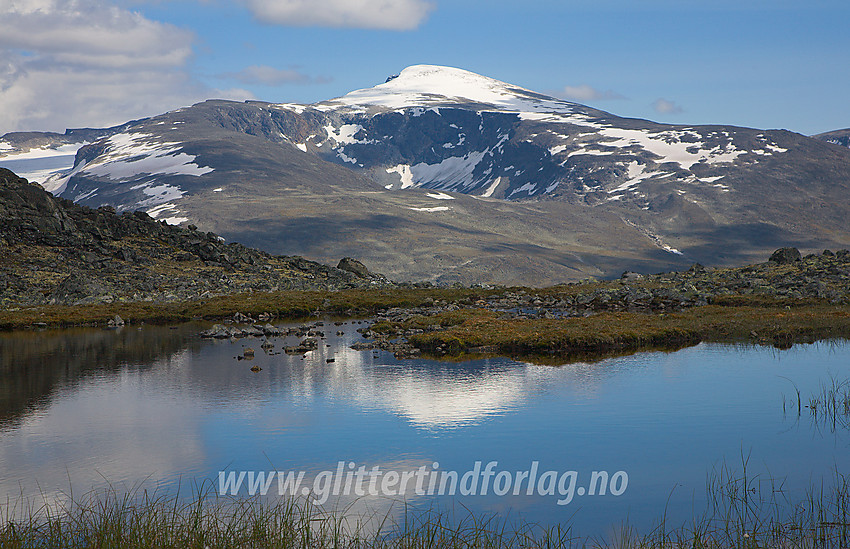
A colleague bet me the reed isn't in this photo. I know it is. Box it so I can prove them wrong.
[784,375,850,432]
[2,466,850,548]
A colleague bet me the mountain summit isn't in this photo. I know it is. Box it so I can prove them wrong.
[319,64,576,114]
[2,65,850,285]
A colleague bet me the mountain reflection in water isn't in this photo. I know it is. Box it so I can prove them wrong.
[1,322,849,535]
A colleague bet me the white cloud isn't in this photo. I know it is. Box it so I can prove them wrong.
[243,0,434,30]
[0,0,245,134]
[556,84,624,102]
[0,0,194,69]
[212,87,257,102]
[220,65,331,85]
[652,98,684,114]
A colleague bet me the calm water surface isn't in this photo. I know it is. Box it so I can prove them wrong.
[1,321,849,536]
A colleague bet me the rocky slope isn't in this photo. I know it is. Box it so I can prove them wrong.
[0,168,388,307]
[4,65,850,285]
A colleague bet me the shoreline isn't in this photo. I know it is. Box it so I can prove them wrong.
[4,247,850,364]
[3,289,850,365]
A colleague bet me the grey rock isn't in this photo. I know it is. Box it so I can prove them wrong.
[337,257,371,278]
[769,247,802,264]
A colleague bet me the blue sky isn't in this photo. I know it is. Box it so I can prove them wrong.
[1,0,848,135]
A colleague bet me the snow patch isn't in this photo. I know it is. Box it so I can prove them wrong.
[566,147,616,158]
[275,103,308,114]
[481,177,503,198]
[324,65,589,123]
[407,206,450,212]
[410,151,488,191]
[595,127,744,170]
[386,164,414,188]
[146,202,188,225]
[132,182,186,207]
[337,150,358,164]
[0,142,84,161]
[0,142,88,185]
[426,191,455,200]
[508,182,538,197]
[80,133,213,181]
[611,161,667,192]
[442,133,466,149]
[410,107,441,117]
[75,188,98,201]
[324,124,364,145]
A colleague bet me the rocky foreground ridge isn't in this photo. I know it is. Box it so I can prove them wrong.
[0,168,389,307]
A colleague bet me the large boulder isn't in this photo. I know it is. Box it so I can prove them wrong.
[337,257,371,278]
[769,247,802,264]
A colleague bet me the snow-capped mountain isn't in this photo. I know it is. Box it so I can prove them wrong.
[3,65,850,284]
[294,65,794,202]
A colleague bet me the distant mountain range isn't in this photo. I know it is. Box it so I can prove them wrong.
[2,65,850,285]
[814,128,850,149]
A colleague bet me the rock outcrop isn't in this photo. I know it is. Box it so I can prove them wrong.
[0,168,390,307]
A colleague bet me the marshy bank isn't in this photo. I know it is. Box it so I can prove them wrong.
[365,301,850,363]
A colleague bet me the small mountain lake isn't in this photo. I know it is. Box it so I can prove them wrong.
[1,321,849,538]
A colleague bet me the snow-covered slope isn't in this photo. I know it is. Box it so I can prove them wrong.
[0,139,88,186]
[0,125,131,186]
[317,64,581,116]
[269,65,796,203]
[48,131,213,206]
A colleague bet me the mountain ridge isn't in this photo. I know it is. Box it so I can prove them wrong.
[2,65,849,285]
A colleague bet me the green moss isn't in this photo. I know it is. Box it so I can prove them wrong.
[0,288,497,330]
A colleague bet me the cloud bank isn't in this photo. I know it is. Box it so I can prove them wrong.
[243,0,434,30]
[220,65,331,86]
[0,0,244,134]
[557,84,624,102]
[652,98,684,114]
